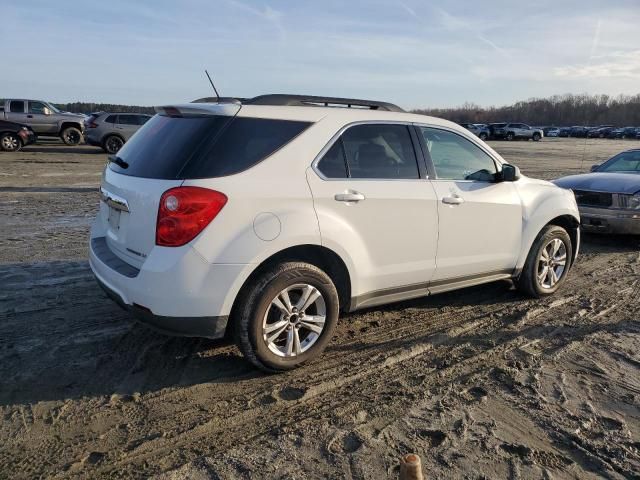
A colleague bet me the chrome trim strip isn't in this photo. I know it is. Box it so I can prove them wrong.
[100,187,130,212]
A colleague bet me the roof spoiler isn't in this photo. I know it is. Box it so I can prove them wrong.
[155,103,241,117]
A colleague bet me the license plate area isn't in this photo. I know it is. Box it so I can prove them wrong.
[108,206,121,231]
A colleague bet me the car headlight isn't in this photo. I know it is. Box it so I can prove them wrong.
[620,193,640,210]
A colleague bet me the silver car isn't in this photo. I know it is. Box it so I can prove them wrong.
[554,149,640,234]
[84,112,152,154]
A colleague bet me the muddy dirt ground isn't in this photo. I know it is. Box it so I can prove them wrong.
[0,138,638,479]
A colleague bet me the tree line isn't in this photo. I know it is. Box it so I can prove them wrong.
[53,102,156,115]
[412,93,640,127]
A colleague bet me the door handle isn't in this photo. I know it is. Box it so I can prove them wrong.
[334,192,365,202]
[442,195,464,205]
[27,115,33,118]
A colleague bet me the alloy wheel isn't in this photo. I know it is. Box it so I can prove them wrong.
[106,137,124,154]
[537,238,567,289]
[64,130,80,145]
[1,135,19,151]
[262,284,327,357]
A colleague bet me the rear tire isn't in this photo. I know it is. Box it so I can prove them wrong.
[233,262,340,372]
[506,132,515,141]
[0,133,22,152]
[479,132,488,141]
[516,225,572,298]
[61,127,82,145]
[103,135,124,154]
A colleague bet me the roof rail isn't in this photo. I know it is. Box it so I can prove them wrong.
[245,94,405,112]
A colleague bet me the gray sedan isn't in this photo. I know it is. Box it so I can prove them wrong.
[554,149,640,234]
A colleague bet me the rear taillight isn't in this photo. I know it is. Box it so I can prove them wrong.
[156,187,227,247]
[88,121,98,128]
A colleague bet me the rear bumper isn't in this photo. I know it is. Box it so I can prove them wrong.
[89,234,248,339]
[84,132,102,146]
[93,274,228,338]
[579,206,640,234]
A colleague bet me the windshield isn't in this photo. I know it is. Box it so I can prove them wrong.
[45,102,60,113]
[598,151,640,173]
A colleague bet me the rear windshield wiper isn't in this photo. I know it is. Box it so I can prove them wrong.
[108,155,129,169]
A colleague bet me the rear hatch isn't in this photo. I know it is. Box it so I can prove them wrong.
[98,103,241,268]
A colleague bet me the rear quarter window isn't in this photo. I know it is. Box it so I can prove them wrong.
[179,117,310,178]
[110,114,311,179]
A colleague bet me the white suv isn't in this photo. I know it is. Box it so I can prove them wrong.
[89,94,580,372]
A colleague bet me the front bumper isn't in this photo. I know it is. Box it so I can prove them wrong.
[579,206,640,235]
[89,235,247,339]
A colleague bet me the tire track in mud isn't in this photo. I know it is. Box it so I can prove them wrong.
[2,245,638,478]
[88,290,592,477]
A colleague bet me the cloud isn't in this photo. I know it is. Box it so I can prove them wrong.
[555,50,640,79]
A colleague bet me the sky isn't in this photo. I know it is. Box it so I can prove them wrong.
[2,0,640,110]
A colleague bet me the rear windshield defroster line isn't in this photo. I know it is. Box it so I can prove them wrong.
[109,114,312,180]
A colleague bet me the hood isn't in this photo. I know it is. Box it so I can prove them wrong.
[553,172,640,195]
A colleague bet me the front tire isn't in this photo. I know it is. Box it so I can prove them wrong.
[233,262,339,372]
[61,127,82,145]
[532,132,541,141]
[516,225,572,298]
[479,132,488,141]
[0,133,22,152]
[506,132,515,141]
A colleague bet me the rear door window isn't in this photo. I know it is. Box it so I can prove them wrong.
[105,115,117,124]
[10,101,25,113]
[117,114,139,125]
[340,124,419,179]
[110,114,311,179]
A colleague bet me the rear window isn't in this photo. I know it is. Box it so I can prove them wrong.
[110,114,311,179]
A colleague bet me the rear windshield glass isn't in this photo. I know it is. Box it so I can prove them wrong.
[110,114,311,179]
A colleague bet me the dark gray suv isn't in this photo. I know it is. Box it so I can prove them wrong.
[84,112,151,153]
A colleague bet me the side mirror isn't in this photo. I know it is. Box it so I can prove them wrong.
[501,163,520,182]
[590,164,600,172]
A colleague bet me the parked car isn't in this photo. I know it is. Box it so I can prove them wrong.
[89,94,580,372]
[587,127,614,138]
[621,127,639,139]
[459,122,490,141]
[569,126,589,138]
[0,99,85,145]
[0,119,36,151]
[84,112,152,154]
[546,128,560,137]
[554,149,640,234]
[488,122,507,139]
[607,128,626,139]
[558,127,571,137]
[504,123,544,141]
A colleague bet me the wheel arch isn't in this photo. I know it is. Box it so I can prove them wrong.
[101,132,126,146]
[546,214,580,264]
[225,244,353,337]
[59,121,83,133]
[517,212,580,275]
